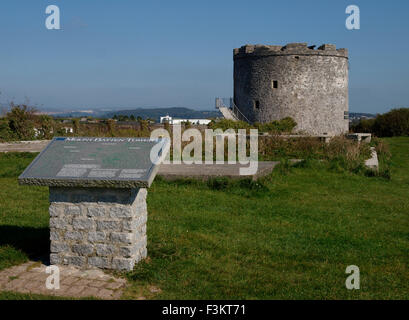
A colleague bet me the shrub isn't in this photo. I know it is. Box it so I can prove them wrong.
[351,108,409,137]
[208,119,252,131]
[351,118,376,133]
[258,136,325,160]
[373,108,409,137]
[6,105,36,140]
[106,119,116,137]
[255,117,297,133]
[73,119,80,135]
[209,117,297,134]
[371,137,392,179]
[0,119,16,142]
[325,136,371,172]
[35,115,55,139]
[1,105,59,141]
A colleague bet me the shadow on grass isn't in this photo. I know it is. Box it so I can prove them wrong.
[0,225,50,266]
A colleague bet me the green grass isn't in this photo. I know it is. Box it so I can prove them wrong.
[0,153,50,271]
[0,139,408,299]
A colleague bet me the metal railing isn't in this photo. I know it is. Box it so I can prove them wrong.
[215,97,251,123]
[230,99,251,123]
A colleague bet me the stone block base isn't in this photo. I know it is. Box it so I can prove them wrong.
[49,187,147,271]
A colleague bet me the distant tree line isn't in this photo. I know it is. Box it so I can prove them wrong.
[3,104,408,142]
[351,108,409,137]
[113,114,137,121]
[0,105,157,142]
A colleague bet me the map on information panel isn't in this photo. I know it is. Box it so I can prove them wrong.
[18,137,170,188]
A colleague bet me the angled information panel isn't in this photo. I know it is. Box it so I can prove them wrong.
[18,137,170,188]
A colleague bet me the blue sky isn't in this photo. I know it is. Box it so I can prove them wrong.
[0,0,408,113]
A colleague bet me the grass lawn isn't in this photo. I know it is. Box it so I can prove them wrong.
[0,137,408,299]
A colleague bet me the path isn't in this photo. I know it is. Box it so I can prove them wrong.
[0,261,126,299]
[0,140,51,153]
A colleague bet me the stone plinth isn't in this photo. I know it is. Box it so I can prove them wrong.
[49,187,147,271]
[18,137,170,272]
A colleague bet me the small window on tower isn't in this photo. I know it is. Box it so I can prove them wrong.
[254,100,260,109]
[272,80,278,89]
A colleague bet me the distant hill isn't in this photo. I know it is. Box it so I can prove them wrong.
[105,107,222,121]
[349,112,376,119]
[52,111,107,118]
[49,108,376,123]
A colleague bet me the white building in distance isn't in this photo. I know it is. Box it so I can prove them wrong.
[160,115,211,125]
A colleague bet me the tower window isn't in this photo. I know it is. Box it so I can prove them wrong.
[272,80,278,89]
[254,100,260,109]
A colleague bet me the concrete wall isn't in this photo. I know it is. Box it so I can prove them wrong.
[49,187,147,271]
[233,43,349,136]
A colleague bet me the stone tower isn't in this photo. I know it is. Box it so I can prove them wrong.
[233,43,349,135]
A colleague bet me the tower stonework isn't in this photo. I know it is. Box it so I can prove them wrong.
[233,43,349,135]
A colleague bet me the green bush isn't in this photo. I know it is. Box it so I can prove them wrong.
[35,115,54,139]
[351,118,376,133]
[6,105,36,140]
[0,119,16,142]
[208,117,297,134]
[352,108,409,137]
[373,108,409,137]
[208,119,252,131]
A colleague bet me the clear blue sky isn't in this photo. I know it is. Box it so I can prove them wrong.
[0,0,408,113]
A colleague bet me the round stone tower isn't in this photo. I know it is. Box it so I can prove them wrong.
[233,43,349,135]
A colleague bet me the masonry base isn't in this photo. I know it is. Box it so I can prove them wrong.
[48,187,147,271]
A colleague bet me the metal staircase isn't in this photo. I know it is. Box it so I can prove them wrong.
[215,98,250,123]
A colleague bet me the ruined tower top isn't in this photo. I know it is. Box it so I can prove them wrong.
[233,43,348,59]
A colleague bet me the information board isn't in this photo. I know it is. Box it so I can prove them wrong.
[18,137,170,188]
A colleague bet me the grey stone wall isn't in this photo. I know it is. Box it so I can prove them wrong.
[49,187,147,271]
[233,43,349,136]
